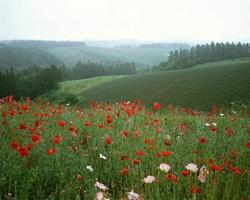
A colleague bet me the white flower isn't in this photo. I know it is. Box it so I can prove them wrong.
[185,163,198,173]
[99,153,107,160]
[232,110,237,114]
[205,123,210,127]
[95,191,110,200]
[212,122,217,127]
[165,135,171,140]
[127,190,140,200]
[86,165,93,172]
[142,175,155,183]
[158,163,171,173]
[220,113,224,116]
[198,166,209,183]
[94,181,108,191]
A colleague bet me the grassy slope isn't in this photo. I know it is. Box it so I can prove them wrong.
[43,75,124,103]
[48,46,169,69]
[78,58,250,110]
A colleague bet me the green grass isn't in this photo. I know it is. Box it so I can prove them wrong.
[0,98,249,199]
[48,46,169,69]
[77,58,250,110]
[42,75,124,104]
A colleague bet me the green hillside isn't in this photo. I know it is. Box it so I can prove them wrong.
[0,44,62,70]
[74,58,250,110]
[48,46,170,68]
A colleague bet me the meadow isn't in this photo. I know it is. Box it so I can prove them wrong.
[0,96,249,199]
[47,58,250,111]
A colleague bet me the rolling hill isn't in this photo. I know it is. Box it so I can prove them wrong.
[46,58,250,110]
[0,44,62,71]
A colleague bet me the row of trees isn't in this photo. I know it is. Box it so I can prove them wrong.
[0,65,62,99]
[0,61,137,99]
[154,42,250,70]
[61,61,136,80]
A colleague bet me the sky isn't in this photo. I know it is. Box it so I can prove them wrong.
[0,0,250,43]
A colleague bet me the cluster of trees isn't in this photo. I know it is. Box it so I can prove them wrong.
[0,65,62,99]
[0,61,137,99]
[154,42,250,70]
[61,61,136,80]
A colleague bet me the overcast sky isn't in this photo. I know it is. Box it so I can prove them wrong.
[0,0,250,42]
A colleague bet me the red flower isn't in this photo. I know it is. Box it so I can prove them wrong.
[166,173,177,183]
[133,159,140,165]
[47,148,56,155]
[135,151,144,156]
[18,147,29,157]
[85,121,91,127]
[161,150,171,157]
[121,131,129,137]
[52,135,63,145]
[190,186,201,194]
[153,102,161,111]
[76,174,81,181]
[97,123,104,128]
[105,114,112,124]
[245,141,250,149]
[181,170,190,177]
[105,136,112,145]
[120,167,129,176]
[225,127,233,136]
[209,127,218,133]
[120,155,129,160]
[31,134,41,143]
[26,143,33,150]
[11,140,19,150]
[199,137,206,144]
[210,164,222,172]
[20,104,29,112]
[58,120,65,127]
[19,124,27,130]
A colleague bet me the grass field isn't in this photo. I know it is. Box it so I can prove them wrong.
[48,46,170,69]
[0,97,249,199]
[76,58,250,110]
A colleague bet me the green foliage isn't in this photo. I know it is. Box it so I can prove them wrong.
[154,42,250,70]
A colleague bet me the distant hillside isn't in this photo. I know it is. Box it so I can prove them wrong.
[8,40,86,48]
[0,44,62,71]
[65,58,250,110]
[139,43,189,49]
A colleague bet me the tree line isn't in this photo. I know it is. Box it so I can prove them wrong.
[0,61,136,99]
[154,42,250,70]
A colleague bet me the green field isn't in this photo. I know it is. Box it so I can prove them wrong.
[48,58,250,110]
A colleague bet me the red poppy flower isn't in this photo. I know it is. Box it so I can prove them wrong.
[153,102,161,111]
[11,140,19,150]
[97,123,104,128]
[199,137,206,144]
[52,135,63,145]
[47,148,56,155]
[105,114,112,124]
[31,134,41,143]
[166,173,177,183]
[135,151,144,156]
[76,174,81,181]
[181,170,190,177]
[190,186,201,194]
[133,159,140,165]
[245,141,250,149]
[105,136,112,145]
[85,121,91,127]
[58,120,65,127]
[18,147,29,157]
[210,164,222,172]
[161,150,171,157]
[120,167,129,176]
[19,124,27,130]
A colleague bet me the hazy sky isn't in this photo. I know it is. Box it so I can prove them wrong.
[0,0,250,42]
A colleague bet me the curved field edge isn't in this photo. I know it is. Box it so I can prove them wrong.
[41,75,124,103]
[79,59,250,110]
